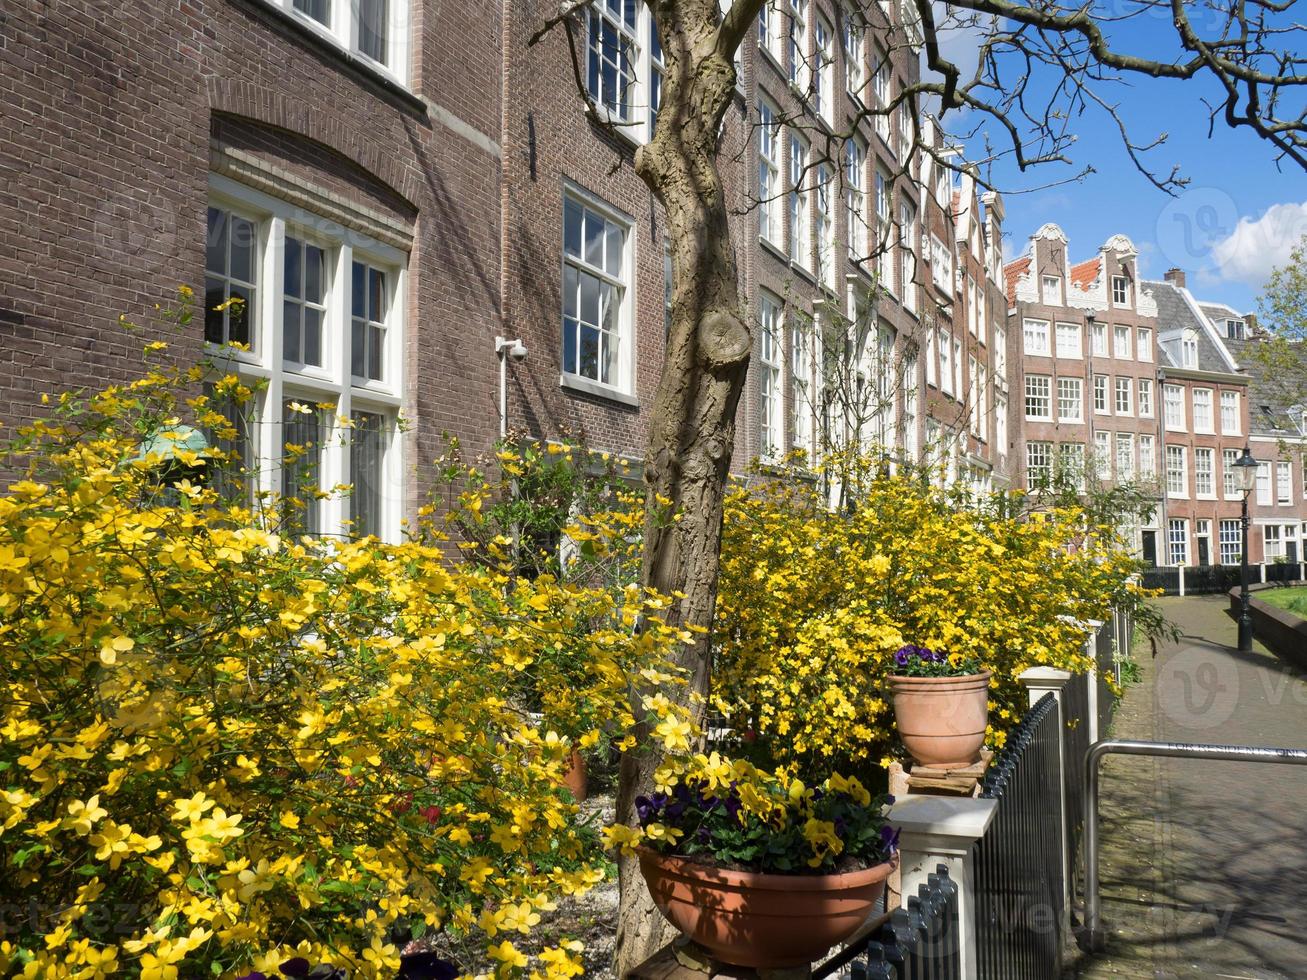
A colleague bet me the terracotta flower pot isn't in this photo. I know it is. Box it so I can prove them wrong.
[888,670,992,768]
[636,847,897,968]
[561,749,587,802]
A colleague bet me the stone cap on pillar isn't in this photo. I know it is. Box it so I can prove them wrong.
[1018,665,1072,691]
[888,794,999,855]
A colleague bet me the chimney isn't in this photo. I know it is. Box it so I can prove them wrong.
[1245,312,1259,334]
[1164,267,1186,288]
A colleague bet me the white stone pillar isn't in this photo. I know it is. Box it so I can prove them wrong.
[888,795,998,980]
[1083,620,1104,747]
[1018,666,1072,927]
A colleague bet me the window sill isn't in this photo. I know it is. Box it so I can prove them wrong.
[560,373,639,408]
[239,0,425,117]
[759,235,790,265]
[585,104,646,150]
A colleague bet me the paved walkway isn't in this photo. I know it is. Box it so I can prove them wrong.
[1066,595,1307,979]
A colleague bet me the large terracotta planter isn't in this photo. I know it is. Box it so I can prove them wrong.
[888,670,992,768]
[637,847,897,968]
[561,749,587,802]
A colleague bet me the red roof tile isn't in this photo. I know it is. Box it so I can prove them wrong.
[1070,257,1101,289]
[1003,257,1030,306]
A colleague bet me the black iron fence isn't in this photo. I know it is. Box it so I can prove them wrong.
[1141,562,1305,595]
[974,693,1065,980]
[814,866,960,980]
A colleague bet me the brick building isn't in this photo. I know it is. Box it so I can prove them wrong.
[2,0,1016,537]
[1005,231,1307,567]
[1004,225,1166,554]
[1,0,505,542]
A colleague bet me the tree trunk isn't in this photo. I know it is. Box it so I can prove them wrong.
[613,0,755,974]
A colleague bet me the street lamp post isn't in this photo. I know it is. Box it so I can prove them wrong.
[1232,446,1259,653]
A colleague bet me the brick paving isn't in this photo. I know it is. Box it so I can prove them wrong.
[1065,595,1307,979]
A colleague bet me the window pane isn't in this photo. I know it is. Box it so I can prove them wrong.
[564,198,584,258]
[350,411,384,537]
[205,277,226,344]
[369,268,387,320]
[583,209,605,268]
[228,284,252,346]
[579,271,600,326]
[352,261,367,318]
[605,222,623,276]
[293,0,331,24]
[563,317,578,374]
[563,265,579,319]
[282,403,325,536]
[304,307,322,367]
[283,300,301,363]
[368,325,384,381]
[207,207,228,275]
[580,325,600,378]
[359,0,389,63]
[284,239,302,299]
[352,318,366,378]
[230,217,256,283]
[305,244,325,302]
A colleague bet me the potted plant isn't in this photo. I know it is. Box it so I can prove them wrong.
[630,769,899,968]
[887,644,992,768]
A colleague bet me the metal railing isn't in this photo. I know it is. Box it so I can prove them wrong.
[814,865,960,980]
[1081,739,1307,950]
[974,693,1065,980]
[1140,561,1306,595]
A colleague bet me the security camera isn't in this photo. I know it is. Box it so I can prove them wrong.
[496,337,528,362]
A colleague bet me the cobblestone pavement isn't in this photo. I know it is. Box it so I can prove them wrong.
[1065,595,1307,979]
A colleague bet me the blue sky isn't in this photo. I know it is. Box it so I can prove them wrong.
[939,12,1307,314]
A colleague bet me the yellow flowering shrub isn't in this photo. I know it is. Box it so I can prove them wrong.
[713,461,1149,773]
[0,359,693,977]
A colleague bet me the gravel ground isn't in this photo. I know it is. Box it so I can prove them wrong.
[408,793,622,978]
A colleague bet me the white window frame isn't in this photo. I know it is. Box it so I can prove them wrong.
[1056,377,1082,423]
[1139,434,1156,480]
[758,0,785,63]
[1166,445,1188,498]
[1023,318,1050,356]
[1168,519,1188,566]
[584,0,652,140]
[1137,378,1154,418]
[562,186,635,396]
[1113,324,1131,359]
[813,14,835,123]
[758,98,784,249]
[845,136,868,259]
[1195,447,1215,498]
[1094,431,1112,480]
[1116,432,1135,482]
[1042,275,1061,306]
[790,313,818,460]
[1025,374,1051,421]
[1164,383,1186,431]
[274,0,410,85]
[899,200,917,313]
[1136,327,1152,362]
[1114,376,1132,416]
[787,0,809,92]
[789,131,812,269]
[1257,461,1272,506]
[843,6,865,97]
[1220,390,1241,435]
[207,174,406,543]
[1055,322,1082,359]
[1093,375,1109,415]
[1112,275,1130,307]
[1192,387,1214,433]
[816,164,836,288]
[1027,440,1053,486]
[1223,448,1241,499]
[1091,322,1107,357]
[759,292,785,459]
[1219,519,1241,565]
[939,328,953,396]
[1277,460,1293,505]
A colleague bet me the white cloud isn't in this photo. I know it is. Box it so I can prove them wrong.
[1211,201,1307,289]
